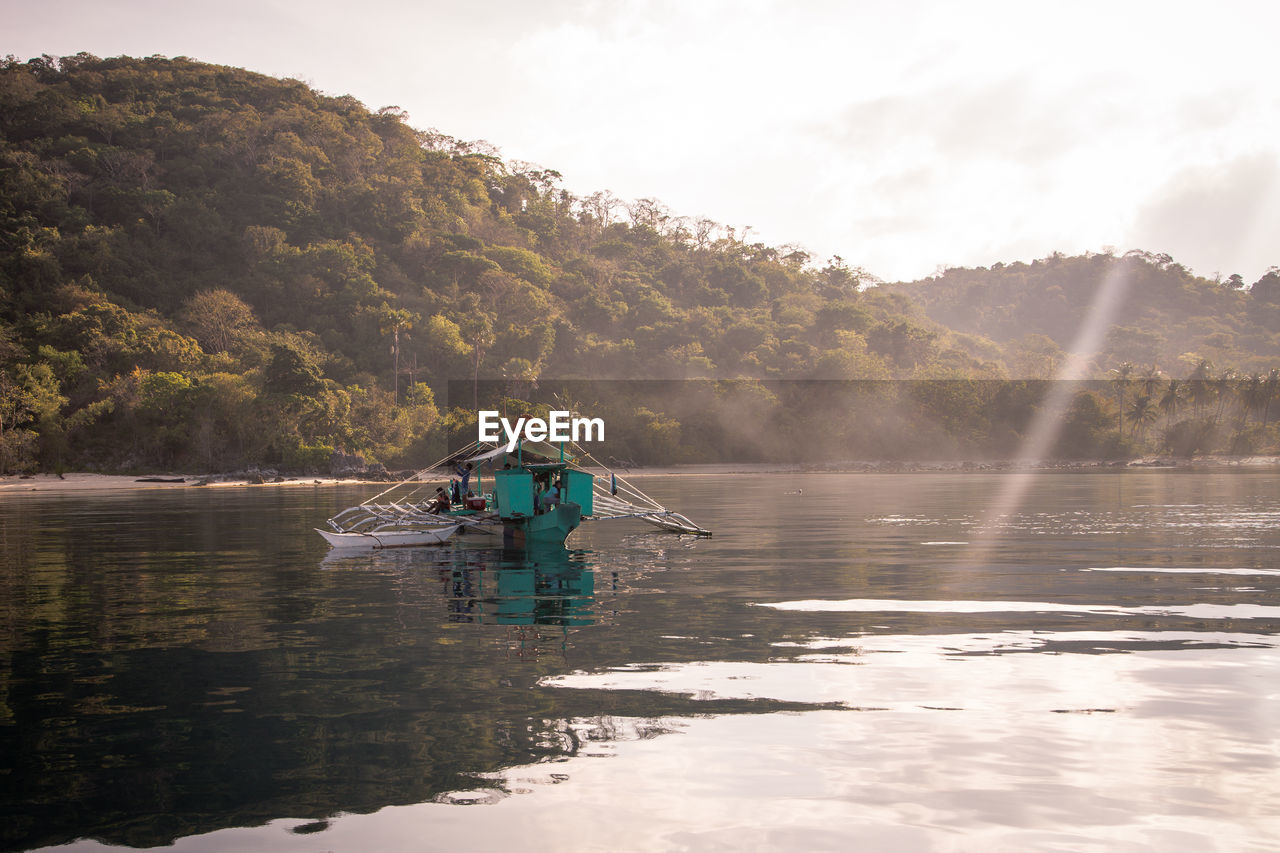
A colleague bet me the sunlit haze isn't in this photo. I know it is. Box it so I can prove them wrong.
[10,0,1279,282]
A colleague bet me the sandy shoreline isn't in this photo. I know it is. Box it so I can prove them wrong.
[3,456,1278,495]
[0,473,382,494]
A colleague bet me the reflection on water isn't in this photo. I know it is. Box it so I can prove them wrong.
[761,597,1280,620]
[3,471,1280,851]
[325,544,601,635]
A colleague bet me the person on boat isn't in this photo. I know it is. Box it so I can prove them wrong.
[455,461,473,495]
[428,487,451,514]
[540,480,560,513]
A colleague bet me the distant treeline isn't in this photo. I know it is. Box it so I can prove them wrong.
[2,54,1278,474]
[452,376,1280,467]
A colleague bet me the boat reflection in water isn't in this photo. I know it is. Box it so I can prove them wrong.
[322,543,603,626]
[439,546,597,627]
[320,541,613,663]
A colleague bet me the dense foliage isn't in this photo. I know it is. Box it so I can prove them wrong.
[2,54,1279,473]
[891,253,1280,376]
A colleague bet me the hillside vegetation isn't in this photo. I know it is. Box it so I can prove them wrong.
[3,54,1279,473]
[889,254,1280,377]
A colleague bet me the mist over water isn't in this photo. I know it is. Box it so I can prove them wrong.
[3,470,1279,851]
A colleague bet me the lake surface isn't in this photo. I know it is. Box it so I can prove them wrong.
[2,470,1279,852]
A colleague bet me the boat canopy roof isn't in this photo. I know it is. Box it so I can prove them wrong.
[463,444,510,465]
[460,443,559,467]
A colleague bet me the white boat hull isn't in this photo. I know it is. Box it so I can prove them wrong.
[316,525,458,550]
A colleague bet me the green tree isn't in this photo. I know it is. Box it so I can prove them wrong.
[1010,333,1064,379]
[1056,391,1115,458]
[181,288,258,354]
[264,343,324,396]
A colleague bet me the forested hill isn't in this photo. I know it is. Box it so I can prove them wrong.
[3,53,1279,474]
[887,254,1280,377]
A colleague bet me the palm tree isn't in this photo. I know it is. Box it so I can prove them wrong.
[1262,369,1280,431]
[1159,379,1183,430]
[1128,394,1158,445]
[1187,358,1214,418]
[1211,369,1238,427]
[1110,362,1135,437]
[1238,373,1266,430]
[1139,366,1163,399]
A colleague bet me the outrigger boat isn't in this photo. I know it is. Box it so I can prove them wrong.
[314,523,460,550]
[318,438,710,550]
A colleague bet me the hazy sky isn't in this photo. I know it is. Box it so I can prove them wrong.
[9,0,1279,283]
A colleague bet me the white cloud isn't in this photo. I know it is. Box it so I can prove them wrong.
[1128,153,1280,284]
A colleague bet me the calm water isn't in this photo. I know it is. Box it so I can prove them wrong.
[2,471,1279,852]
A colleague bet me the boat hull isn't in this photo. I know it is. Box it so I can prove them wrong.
[316,525,457,550]
[443,503,584,547]
[499,503,583,547]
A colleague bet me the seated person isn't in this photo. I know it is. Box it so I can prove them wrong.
[427,487,451,514]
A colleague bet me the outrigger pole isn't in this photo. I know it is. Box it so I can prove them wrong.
[566,444,712,536]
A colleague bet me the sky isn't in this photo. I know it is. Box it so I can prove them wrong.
[8,0,1280,284]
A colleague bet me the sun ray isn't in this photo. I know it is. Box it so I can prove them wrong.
[966,258,1134,564]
